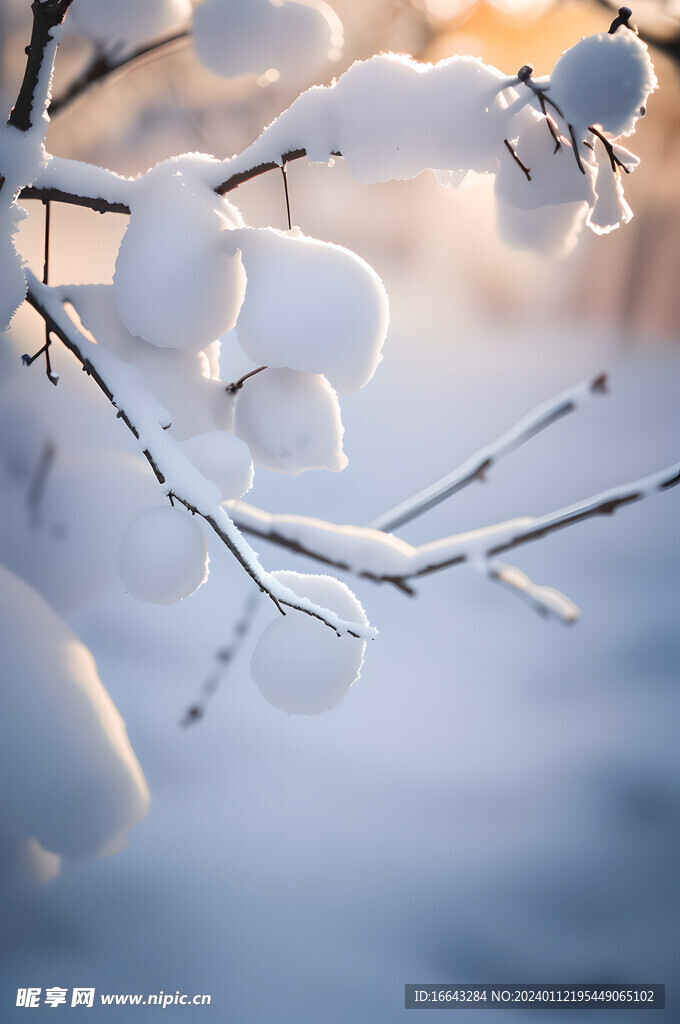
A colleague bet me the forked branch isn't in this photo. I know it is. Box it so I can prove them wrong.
[228,460,679,591]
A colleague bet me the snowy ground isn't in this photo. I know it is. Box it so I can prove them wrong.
[1,315,678,1022]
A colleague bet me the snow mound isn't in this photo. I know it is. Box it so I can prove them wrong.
[118,506,209,604]
[0,564,149,870]
[251,570,367,714]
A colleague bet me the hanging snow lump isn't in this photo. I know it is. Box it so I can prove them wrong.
[114,159,246,351]
[251,571,367,715]
[118,506,209,605]
[234,227,389,394]
[549,28,657,138]
[176,430,254,500]
[233,368,347,475]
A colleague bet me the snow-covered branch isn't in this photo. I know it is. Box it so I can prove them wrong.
[487,561,580,624]
[228,459,679,590]
[369,374,608,532]
[23,272,376,642]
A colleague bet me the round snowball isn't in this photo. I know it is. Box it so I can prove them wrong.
[177,430,254,500]
[233,368,347,475]
[235,227,388,394]
[549,30,657,137]
[118,506,209,605]
[114,165,246,351]
[251,571,367,715]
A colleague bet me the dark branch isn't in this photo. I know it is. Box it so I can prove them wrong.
[224,365,267,394]
[49,29,191,117]
[8,0,74,132]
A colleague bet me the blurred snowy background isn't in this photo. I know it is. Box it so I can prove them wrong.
[1,0,679,1020]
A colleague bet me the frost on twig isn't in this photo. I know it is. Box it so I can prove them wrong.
[487,562,580,625]
[370,374,608,532]
[229,459,679,592]
[24,273,376,642]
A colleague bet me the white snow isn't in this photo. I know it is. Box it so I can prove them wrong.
[66,285,236,438]
[28,274,373,640]
[117,505,210,605]
[233,367,347,474]
[68,0,191,56]
[331,53,516,185]
[549,29,657,138]
[495,196,590,256]
[113,159,246,351]
[38,155,135,207]
[229,499,536,579]
[588,161,633,234]
[0,206,27,331]
[234,226,389,393]
[193,0,343,81]
[177,430,254,500]
[0,564,149,871]
[250,570,367,715]
[495,107,596,212]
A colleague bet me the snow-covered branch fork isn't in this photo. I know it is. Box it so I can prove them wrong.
[227,437,680,620]
[2,0,676,712]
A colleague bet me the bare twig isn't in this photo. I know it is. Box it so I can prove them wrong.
[49,30,191,117]
[180,592,259,726]
[369,374,607,533]
[503,138,531,181]
[27,440,56,526]
[588,124,632,174]
[281,163,292,230]
[224,365,267,394]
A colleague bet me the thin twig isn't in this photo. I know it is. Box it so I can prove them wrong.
[588,124,631,174]
[50,29,191,117]
[180,592,259,726]
[504,139,531,181]
[27,440,56,526]
[568,123,587,175]
[281,162,292,230]
[224,365,267,394]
